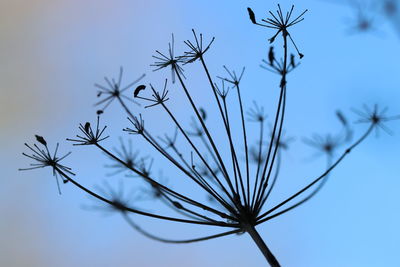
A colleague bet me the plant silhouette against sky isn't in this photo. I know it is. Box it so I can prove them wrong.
[20,4,399,267]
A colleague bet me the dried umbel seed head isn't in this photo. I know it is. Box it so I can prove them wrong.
[20,137,74,194]
[67,116,109,145]
[134,80,170,108]
[179,29,215,64]
[217,66,245,87]
[124,114,145,135]
[248,5,307,58]
[84,180,138,215]
[303,133,344,157]
[94,66,145,114]
[214,80,230,99]
[104,137,141,176]
[384,0,397,16]
[352,104,400,135]
[158,127,179,149]
[151,34,185,83]
[247,101,267,123]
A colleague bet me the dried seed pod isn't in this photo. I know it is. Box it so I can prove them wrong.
[336,110,348,126]
[173,201,183,209]
[268,47,275,65]
[35,135,47,146]
[247,7,257,24]
[290,54,296,68]
[84,122,91,133]
[134,85,146,97]
[199,108,207,120]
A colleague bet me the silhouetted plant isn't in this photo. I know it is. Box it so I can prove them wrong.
[94,67,145,115]
[20,4,399,267]
[323,0,400,36]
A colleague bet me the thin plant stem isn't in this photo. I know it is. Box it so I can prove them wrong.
[221,96,248,207]
[254,31,289,213]
[96,142,237,221]
[174,68,238,202]
[199,57,248,206]
[258,151,282,209]
[55,167,234,226]
[235,83,251,206]
[251,120,265,208]
[255,87,286,214]
[141,131,230,212]
[122,212,241,244]
[245,225,281,267]
[160,102,238,212]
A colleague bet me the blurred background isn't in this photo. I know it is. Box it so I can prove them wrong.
[1,0,400,266]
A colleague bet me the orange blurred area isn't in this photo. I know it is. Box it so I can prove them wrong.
[0,1,186,266]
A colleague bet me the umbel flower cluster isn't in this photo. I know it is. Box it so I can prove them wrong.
[20,5,398,267]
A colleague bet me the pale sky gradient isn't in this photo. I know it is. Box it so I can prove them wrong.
[1,0,400,266]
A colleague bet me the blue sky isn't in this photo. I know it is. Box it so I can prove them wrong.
[1,0,400,266]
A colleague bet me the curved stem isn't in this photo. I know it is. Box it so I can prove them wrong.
[141,131,230,214]
[158,197,206,221]
[256,124,374,224]
[56,167,233,226]
[160,102,238,214]
[262,155,332,220]
[117,95,227,217]
[122,212,240,244]
[97,143,236,221]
